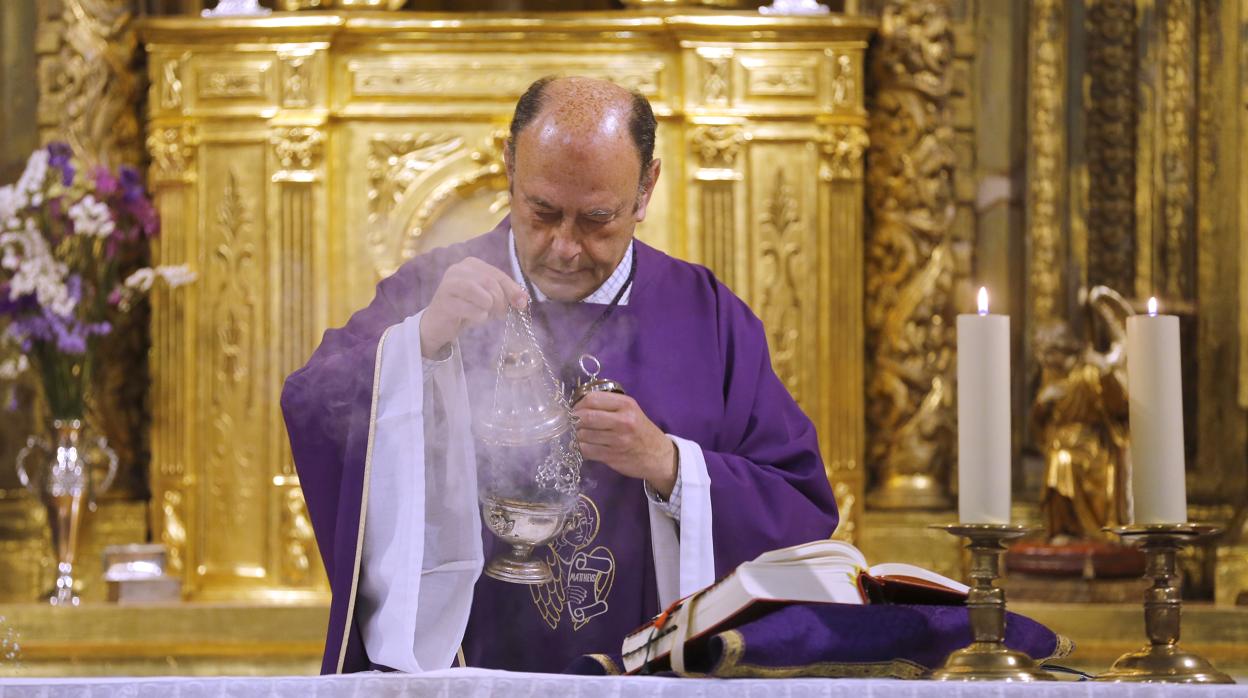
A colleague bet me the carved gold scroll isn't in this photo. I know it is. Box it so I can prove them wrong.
[140,11,874,599]
[864,0,956,511]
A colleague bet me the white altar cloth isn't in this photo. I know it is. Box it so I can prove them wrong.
[0,668,1244,697]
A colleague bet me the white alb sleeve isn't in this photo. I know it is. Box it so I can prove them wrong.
[647,434,715,609]
[356,309,483,673]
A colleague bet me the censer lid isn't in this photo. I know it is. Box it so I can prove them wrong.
[477,310,573,447]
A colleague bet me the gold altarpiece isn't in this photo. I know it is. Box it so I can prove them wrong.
[138,10,874,601]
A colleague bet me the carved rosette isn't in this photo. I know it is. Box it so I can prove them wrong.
[864,0,956,510]
[271,127,325,173]
[146,125,199,185]
[819,125,868,181]
[691,124,746,169]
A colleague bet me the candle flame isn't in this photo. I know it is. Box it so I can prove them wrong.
[977,287,989,316]
[1148,297,1158,317]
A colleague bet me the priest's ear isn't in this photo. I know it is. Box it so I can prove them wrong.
[633,158,662,222]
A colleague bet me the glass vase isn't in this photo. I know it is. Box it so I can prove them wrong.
[15,419,118,606]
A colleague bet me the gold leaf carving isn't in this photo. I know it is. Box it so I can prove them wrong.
[830,52,856,108]
[702,55,731,105]
[690,124,745,168]
[367,133,465,274]
[864,0,956,510]
[281,54,312,108]
[831,481,857,542]
[1085,0,1137,292]
[161,488,187,576]
[400,131,511,264]
[1027,0,1065,327]
[199,68,265,99]
[351,60,661,99]
[819,125,868,181]
[209,170,260,538]
[1160,0,1194,298]
[146,125,198,184]
[743,61,817,97]
[161,54,187,112]
[38,0,142,168]
[271,127,324,171]
[282,487,316,586]
[758,169,803,403]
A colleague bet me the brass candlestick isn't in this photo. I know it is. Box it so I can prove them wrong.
[1095,524,1234,683]
[929,524,1055,681]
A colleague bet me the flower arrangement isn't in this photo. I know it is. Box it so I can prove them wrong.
[0,142,193,421]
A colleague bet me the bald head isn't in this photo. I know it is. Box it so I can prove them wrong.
[508,76,657,189]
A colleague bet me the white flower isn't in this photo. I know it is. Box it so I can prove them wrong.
[0,354,29,380]
[14,149,48,209]
[123,268,156,293]
[0,221,74,316]
[155,265,197,288]
[68,194,115,238]
[0,185,16,225]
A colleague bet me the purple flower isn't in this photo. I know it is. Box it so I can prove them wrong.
[119,167,144,204]
[47,142,75,187]
[65,275,82,304]
[93,167,119,197]
[107,288,122,306]
[0,284,36,318]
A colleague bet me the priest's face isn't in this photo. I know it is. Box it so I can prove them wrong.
[506,105,660,303]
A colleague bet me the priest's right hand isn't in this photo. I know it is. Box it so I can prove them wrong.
[420,257,528,359]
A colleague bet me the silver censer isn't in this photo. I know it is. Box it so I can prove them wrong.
[475,306,584,584]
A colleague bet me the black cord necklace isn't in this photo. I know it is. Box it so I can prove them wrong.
[517,242,637,389]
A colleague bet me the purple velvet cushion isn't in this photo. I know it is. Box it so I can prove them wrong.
[566,602,1071,678]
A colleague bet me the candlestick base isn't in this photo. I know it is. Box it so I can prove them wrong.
[1095,524,1234,684]
[928,524,1056,682]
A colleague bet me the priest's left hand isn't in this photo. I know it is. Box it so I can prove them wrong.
[572,391,677,498]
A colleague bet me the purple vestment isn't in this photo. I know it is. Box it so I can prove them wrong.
[282,218,839,674]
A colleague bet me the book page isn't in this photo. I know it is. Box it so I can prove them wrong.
[868,562,969,594]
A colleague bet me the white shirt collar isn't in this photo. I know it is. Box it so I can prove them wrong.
[507,228,634,305]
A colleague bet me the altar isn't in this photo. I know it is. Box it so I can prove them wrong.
[2,0,1248,684]
[3,669,1248,698]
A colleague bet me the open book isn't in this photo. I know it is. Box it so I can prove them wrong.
[622,538,969,673]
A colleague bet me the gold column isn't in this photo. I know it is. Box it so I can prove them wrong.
[1025,0,1068,343]
[864,0,956,511]
[1085,0,1137,294]
[1206,0,1248,604]
[143,22,335,599]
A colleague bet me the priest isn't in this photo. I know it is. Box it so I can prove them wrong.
[281,76,840,675]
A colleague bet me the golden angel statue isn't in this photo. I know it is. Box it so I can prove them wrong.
[1032,286,1134,541]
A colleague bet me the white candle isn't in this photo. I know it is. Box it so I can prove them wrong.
[1126,298,1188,523]
[957,287,1011,524]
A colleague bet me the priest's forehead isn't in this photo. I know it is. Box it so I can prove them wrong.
[513,77,644,172]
